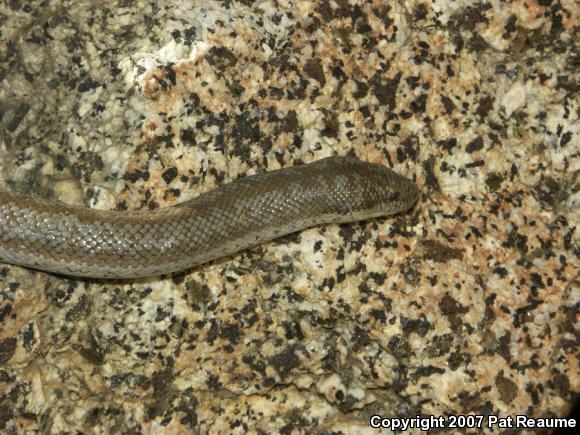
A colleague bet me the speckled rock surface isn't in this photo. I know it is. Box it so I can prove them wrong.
[0,0,578,433]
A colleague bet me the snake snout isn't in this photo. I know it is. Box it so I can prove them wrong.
[403,177,420,208]
[370,168,419,216]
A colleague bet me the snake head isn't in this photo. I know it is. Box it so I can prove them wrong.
[315,156,419,222]
[361,162,419,218]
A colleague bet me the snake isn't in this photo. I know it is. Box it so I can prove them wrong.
[0,156,418,278]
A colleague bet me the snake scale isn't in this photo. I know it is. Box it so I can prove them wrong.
[0,156,418,278]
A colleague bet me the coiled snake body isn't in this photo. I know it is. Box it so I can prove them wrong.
[0,156,418,278]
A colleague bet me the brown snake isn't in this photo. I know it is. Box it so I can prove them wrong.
[0,156,418,278]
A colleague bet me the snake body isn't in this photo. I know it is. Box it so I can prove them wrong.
[0,156,418,278]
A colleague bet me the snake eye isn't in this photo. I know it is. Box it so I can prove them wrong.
[387,191,401,202]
